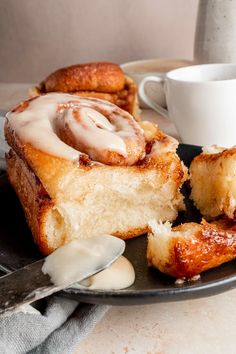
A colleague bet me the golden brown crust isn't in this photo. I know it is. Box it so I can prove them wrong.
[148,219,236,279]
[6,149,55,255]
[191,147,236,164]
[113,227,148,240]
[43,62,125,93]
[174,220,236,278]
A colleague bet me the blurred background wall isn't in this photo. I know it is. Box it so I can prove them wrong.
[0,0,198,83]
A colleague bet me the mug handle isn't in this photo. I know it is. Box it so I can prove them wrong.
[139,76,169,119]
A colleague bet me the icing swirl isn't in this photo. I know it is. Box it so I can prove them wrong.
[7,93,145,165]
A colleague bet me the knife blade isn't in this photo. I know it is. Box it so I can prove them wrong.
[0,235,125,314]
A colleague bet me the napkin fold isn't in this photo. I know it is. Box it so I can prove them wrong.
[0,115,110,354]
[0,297,109,354]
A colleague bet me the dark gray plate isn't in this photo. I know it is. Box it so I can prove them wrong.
[1,144,236,305]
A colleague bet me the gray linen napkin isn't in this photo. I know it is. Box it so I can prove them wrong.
[0,299,109,354]
[0,115,110,354]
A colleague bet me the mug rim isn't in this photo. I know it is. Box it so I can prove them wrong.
[120,58,192,75]
[167,63,236,83]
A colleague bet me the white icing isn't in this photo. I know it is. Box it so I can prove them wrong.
[42,235,126,286]
[7,93,141,162]
[7,94,80,160]
[76,256,135,290]
[63,107,127,157]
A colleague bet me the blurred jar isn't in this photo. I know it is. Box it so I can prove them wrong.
[194,0,236,63]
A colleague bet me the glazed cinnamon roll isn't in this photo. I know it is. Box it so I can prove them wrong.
[5,93,186,255]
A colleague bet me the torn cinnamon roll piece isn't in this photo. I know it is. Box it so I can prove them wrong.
[190,146,236,219]
[5,93,187,255]
[147,219,236,279]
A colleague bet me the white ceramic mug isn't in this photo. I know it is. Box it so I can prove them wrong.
[121,59,192,108]
[139,63,236,147]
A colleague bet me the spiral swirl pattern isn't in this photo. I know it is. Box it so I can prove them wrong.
[7,93,146,166]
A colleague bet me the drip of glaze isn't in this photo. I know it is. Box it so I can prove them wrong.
[77,256,135,290]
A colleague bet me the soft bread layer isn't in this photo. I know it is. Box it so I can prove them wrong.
[147,219,236,279]
[190,148,236,219]
[6,148,185,255]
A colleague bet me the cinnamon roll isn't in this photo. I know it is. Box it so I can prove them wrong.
[5,93,187,255]
[30,62,140,121]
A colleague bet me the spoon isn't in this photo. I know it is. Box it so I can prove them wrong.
[0,235,125,314]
